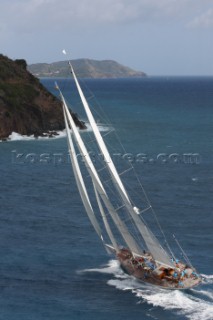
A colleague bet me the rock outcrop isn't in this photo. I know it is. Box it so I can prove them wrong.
[0,54,86,140]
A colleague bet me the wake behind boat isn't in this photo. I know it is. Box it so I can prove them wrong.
[56,62,202,290]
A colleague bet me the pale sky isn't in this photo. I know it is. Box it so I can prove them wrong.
[0,0,213,75]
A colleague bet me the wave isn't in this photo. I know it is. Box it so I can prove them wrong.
[1,123,112,142]
[0,130,67,142]
[7,130,67,142]
[201,274,213,284]
[84,122,112,133]
[80,260,213,320]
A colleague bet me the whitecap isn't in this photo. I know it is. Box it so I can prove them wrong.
[201,274,213,284]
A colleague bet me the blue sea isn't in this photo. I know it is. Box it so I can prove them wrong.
[0,77,213,320]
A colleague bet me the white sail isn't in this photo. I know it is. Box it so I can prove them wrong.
[93,182,119,250]
[133,213,174,267]
[58,86,141,255]
[62,103,103,240]
[69,63,174,268]
[69,62,130,201]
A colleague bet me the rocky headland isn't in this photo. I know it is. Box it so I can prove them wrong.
[0,54,86,140]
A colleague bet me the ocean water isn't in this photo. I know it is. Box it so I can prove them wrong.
[0,77,213,320]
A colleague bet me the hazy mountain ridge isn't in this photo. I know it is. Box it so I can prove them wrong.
[28,59,146,78]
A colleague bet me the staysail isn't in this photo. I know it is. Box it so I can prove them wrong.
[69,63,174,268]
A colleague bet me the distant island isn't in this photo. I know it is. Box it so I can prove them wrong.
[28,59,146,78]
[0,54,86,140]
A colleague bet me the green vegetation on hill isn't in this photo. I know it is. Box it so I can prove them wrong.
[0,54,86,140]
[28,59,146,78]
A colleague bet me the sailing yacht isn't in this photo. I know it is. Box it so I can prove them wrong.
[56,61,202,290]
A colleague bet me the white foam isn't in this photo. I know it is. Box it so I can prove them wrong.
[7,130,66,142]
[79,259,125,278]
[136,287,213,320]
[83,123,112,133]
[2,123,112,142]
[192,289,213,301]
[8,132,36,141]
[201,274,213,284]
[80,260,213,320]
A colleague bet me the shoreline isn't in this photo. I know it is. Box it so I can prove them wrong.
[0,124,111,142]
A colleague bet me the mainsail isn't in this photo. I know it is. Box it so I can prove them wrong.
[68,63,174,268]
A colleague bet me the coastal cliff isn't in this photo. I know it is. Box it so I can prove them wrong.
[0,54,86,140]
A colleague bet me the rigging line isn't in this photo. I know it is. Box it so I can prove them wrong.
[85,137,100,145]
[100,181,141,240]
[115,204,126,212]
[119,150,173,255]
[101,129,115,138]
[107,186,146,249]
[77,77,115,127]
[83,129,115,147]
[149,205,174,256]
[103,172,148,212]
[84,156,111,179]
[99,174,148,240]
[122,212,146,250]
[119,167,134,176]
[85,94,95,101]
[173,234,193,268]
[83,129,114,147]
[75,80,114,132]
[139,206,152,215]
[95,171,144,250]
[77,81,109,119]
[97,165,108,173]
[103,209,140,248]
[92,97,155,204]
[70,75,126,164]
[101,167,133,185]
[100,166,149,210]
[115,140,172,254]
[69,81,124,170]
